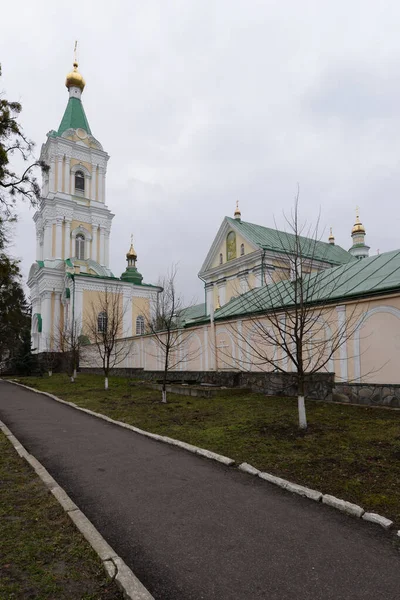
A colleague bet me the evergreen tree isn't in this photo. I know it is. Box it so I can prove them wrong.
[0,63,43,371]
[11,326,38,376]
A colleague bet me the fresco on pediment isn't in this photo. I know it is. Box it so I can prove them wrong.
[226,231,236,261]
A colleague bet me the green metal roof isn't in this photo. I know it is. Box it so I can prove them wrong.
[57,97,92,136]
[213,249,400,321]
[227,217,354,266]
[177,303,206,327]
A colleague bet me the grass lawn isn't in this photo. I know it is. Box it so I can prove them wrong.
[0,431,123,600]
[12,373,400,527]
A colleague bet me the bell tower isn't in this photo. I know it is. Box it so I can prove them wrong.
[28,50,115,352]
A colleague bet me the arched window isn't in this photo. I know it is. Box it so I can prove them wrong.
[75,234,85,260]
[240,243,245,256]
[75,170,85,193]
[98,311,108,333]
[219,253,223,265]
[136,315,145,335]
[226,231,237,261]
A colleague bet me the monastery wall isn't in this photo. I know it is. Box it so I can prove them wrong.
[81,293,400,386]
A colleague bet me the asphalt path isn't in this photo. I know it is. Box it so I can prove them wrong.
[0,380,399,599]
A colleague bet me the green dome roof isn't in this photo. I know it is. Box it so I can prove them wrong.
[121,266,143,285]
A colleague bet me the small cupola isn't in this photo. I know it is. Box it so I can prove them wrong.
[328,227,335,244]
[234,200,241,221]
[349,208,369,260]
[121,235,143,285]
[126,237,137,267]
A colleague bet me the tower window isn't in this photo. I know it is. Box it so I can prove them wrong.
[75,170,85,193]
[240,243,245,256]
[136,315,145,335]
[75,233,85,260]
[219,253,223,265]
[98,311,108,333]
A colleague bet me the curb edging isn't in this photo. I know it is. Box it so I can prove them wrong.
[0,418,154,600]
[5,380,399,538]
[238,461,396,533]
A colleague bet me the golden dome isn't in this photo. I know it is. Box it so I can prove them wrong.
[328,227,335,244]
[352,211,365,235]
[65,61,86,91]
[234,200,241,220]
[126,243,137,260]
[126,235,137,260]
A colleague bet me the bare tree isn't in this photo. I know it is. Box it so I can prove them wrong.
[145,265,199,403]
[58,319,83,382]
[84,286,132,390]
[0,64,47,218]
[221,194,364,429]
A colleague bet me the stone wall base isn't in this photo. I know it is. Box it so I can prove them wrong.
[80,368,334,401]
[333,383,400,408]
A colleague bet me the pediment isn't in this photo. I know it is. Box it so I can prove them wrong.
[198,218,259,276]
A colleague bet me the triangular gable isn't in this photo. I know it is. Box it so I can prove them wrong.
[198,217,260,275]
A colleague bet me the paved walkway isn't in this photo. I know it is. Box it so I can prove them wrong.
[0,381,399,599]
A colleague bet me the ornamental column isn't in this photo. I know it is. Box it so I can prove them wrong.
[98,167,103,202]
[55,218,63,258]
[64,156,70,194]
[64,219,71,259]
[43,221,52,259]
[99,226,105,265]
[91,165,97,201]
[36,231,41,260]
[41,291,52,352]
[92,225,98,262]
[57,156,64,191]
[53,292,61,347]
[105,231,110,266]
[49,157,56,193]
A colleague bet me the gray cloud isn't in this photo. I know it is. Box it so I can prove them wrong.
[2,0,400,302]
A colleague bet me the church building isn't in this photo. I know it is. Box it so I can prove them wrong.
[28,58,160,352]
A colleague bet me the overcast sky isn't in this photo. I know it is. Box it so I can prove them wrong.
[2,0,400,303]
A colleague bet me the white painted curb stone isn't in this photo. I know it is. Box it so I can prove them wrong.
[258,471,290,489]
[238,462,260,476]
[285,482,323,502]
[362,513,393,530]
[322,494,364,518]
[0,418,154,600]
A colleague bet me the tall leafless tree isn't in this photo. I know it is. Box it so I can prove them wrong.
[222,194,364,429]
[85,286,132,390]
[145,265,199,403]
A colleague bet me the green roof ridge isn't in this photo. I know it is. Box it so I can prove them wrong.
[226,217,354,266]
[57,97,92,136]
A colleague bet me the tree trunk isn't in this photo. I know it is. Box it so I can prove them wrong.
[162,347,169,403]
[73,368,77,379]
[298,395,307,429]
[297,375,307,429]
[105,377,109,390]
[48,370,52,377]
[70,376,75,383]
